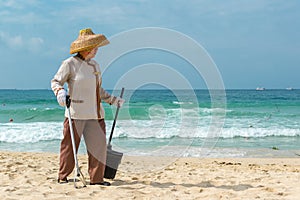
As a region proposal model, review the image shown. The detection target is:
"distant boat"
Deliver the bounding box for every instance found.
[286,87,293,91]
[256,87,265,91]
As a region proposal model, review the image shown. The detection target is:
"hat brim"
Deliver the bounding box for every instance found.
[70,34,109,54]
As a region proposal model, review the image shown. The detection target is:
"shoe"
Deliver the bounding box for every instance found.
[57,178,68,184]
[90,181,111,186]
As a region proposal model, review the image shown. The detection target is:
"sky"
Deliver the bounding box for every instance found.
[0,0,299,89]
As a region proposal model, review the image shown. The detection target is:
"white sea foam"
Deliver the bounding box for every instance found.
[111,120,300,139]
[0,119,299,144]
[0,122,62,143]
[0,120,299,157]
[172,101,194,105]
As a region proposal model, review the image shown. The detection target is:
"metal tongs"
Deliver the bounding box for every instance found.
[66,95,87,188]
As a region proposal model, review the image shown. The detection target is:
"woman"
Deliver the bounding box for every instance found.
[51,28,124,186]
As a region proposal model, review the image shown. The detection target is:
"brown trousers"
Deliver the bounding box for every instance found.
[58,118,107,183]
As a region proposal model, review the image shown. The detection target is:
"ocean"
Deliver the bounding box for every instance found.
[0,89,299,158]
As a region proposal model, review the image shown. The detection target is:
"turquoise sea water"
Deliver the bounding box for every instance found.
[0,89,299,157]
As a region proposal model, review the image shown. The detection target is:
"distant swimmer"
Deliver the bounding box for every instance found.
[9,118,13,122]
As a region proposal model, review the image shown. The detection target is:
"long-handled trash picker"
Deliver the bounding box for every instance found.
[104,88,125,179]
[66,95,87,188]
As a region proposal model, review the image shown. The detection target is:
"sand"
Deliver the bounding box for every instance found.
[0,151,299,200]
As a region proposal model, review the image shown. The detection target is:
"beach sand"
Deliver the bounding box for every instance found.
[0,151,299,200]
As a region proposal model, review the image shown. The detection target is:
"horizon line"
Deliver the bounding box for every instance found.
[0,88,298,91]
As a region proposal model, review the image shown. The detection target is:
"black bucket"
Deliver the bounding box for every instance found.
[104,148,123,179]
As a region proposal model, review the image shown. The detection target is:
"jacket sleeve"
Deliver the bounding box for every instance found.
[100,87,118,105]
[51,61,70,96]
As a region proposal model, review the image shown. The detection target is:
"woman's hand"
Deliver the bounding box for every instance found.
[57,89,67,107]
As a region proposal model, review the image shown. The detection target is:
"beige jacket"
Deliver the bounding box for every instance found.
[51,56,117,119]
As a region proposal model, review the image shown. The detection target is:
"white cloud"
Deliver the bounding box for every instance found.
[29,37,44,52]
[0,11,42,24]
[0,0,47,24]
[0,0,22,9]
[0,31,23,49]
[51,3,127,24]
[0,31,44,52]
[0,0,40,9]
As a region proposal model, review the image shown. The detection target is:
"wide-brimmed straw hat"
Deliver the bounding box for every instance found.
[70,28,109,54]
